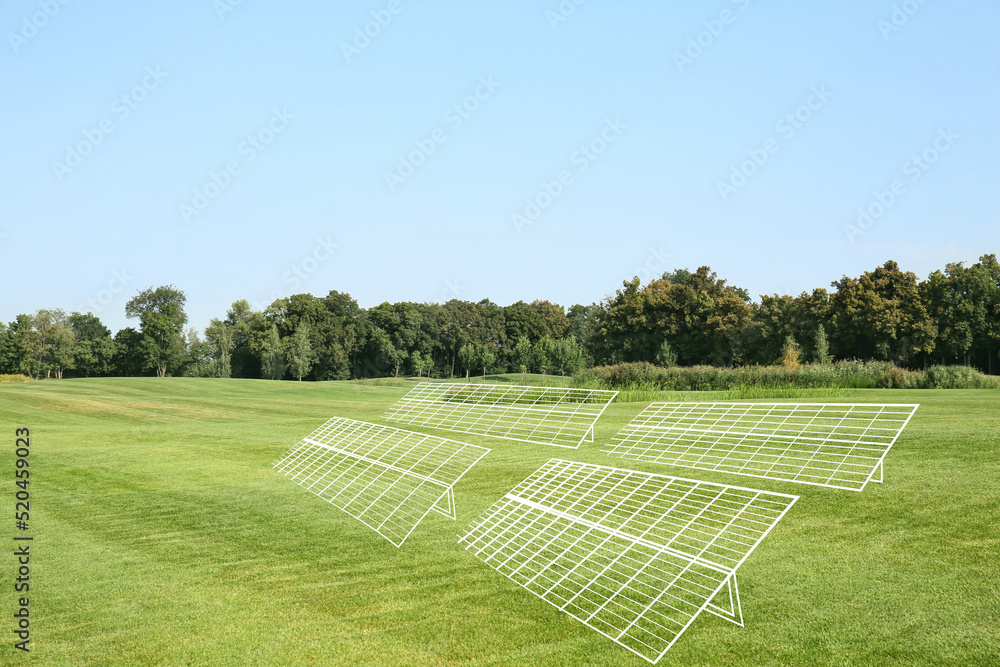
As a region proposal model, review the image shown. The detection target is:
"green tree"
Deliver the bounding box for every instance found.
[184,329,215,377]
[224,300,266,378]
[975,254,1000,373]
[553,336,585,376]
[0,322,10,374]
[458,344,477,379]
[830,261,935,365]
[511,337,533,373]
[112,327,157,376]
[439,300,481,377]
[30,309,76,379]
[261,324,285,380]
[10,315,40,377]
[0,316,38,376]
[368,302,425,378]
[266,292,361,381]
[323,291,368,379]
[813,324,831,364]
[411,351,432,378]
[530,300,570,339]
[288,323,315,381]
[205,319,233,378]
[921,256,1000,369]
[502,301,548,349]
[533,336,556,375]
[754,289,831,364]
[125,285,188,377]
[781,335,801,368]
[46,314,77,379]
[595,267,756,366]
[655,340,678,368]
[566,303,600,366]
[477,346,496,378]
[68,313,116,377]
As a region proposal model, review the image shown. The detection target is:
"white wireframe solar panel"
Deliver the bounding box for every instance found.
[383,383,619,448]
[603,403,919,492]
[273,417,490,547]
[458,459,798,663]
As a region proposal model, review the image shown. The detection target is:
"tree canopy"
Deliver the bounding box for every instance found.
[6,255,999,380]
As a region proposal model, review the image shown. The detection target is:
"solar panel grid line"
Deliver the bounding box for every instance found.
[301,436,449,491]
[609,480,703,564]
[490,516,691,660]
[301,449,361,496]
[329,460,404,516]
[274,417,489,547]
[632,407,910,447]
[500,463,607,575]
[751,407,819,481]
[357,446,430,518]
[481,396,532,439]
[611,553,713,646]
[683,491,762,576]
[360,481,440,547]
[468,477,584,574]
[313,434,429,501]
[603,403,918,491]
[783,408,854,485]
[570,481,715,626]
[297,460,445,545]
[508,536,680,656]
[586,546,681,633]
[304,450,360,497]
[399,383,609,416]
[513,475,778,573]
[521,475,666,594]
[841,407,896,484]
[524,405,576,443]
[385,383,618,448]
[701,574,742,626]
[660,485,727,562]
[548,460,788,564]
[318,467,419,544]
[781,405,885,486]
[458,459,797,663]
[557,530,647,618]
[373,477,439,534]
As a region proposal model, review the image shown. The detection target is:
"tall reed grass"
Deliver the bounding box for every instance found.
[572,360,1000,396]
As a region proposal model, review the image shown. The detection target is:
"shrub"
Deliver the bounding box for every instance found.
[572,361,998,392]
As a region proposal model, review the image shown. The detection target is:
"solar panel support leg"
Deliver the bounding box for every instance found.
[432,488,456,520]
[871,460,883,484]
[704,574,744,627]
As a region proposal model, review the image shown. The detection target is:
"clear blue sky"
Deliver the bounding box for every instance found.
[3,1,998,335]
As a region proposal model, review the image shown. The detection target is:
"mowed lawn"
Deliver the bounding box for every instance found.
[0,378,998,666]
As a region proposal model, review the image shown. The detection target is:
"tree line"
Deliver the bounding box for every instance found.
[2,255,998,381]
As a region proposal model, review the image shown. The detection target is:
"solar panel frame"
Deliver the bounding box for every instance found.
[383,382,619,448]
[458,459,798,663]
[603,402,919,491]
[274,417,490,547]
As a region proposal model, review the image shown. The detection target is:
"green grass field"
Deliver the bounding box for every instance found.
[1,378,998,665]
